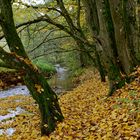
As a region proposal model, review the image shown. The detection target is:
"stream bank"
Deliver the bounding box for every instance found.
[0,64,74,98]
[0,64,75,136]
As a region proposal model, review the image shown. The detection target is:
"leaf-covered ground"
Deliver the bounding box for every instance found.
[0,68,140,140]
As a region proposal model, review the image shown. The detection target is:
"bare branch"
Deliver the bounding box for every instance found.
[76,0,81,29]
[56,0,79,32]
[31,47,94,60]
[28,29,67,53]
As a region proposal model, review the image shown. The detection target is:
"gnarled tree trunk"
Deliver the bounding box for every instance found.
[83,0,140,95]
[0,0,63,135]
[109,0,139,74]
[83,0,122,94]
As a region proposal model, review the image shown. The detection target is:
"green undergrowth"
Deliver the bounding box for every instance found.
[72,67,86,77]
[33,60,56,75]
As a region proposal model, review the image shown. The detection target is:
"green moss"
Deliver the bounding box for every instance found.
[33,61,56,74]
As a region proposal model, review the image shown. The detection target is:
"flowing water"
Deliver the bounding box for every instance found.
[0,64,73,136]
[0,64,73,99]
[49,64,74,94]
[0,86,29,98]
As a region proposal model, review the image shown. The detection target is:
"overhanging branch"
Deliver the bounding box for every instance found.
[28,35,71,53]
[0,60,13,69]
[31,47,94,60]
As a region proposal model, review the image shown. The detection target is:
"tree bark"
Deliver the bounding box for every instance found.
[82,0,106,82]
[108,0,138,74]
[0,0,63,135]
[95,0,123,95]
[135,1,140,58]
[84,0,139,95]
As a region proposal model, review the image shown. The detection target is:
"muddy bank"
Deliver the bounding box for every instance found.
[0,71,24,90]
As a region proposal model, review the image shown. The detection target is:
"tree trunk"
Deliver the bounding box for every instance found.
[0,0,64,135]
[76,39,106,81]
[82,0,99,36]
[83,0,139,95]
[79,51,87,67]
[135,1,140,59]
[95,0,123,95]
[82,0,107,82]
[94,48,106,82]
[24,71,64,135]
[108,0,138,74]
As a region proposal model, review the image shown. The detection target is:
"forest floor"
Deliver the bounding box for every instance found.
[0,67,140,140]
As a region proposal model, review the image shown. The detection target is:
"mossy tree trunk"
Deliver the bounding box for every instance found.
[24,71,63,135]
[76,39,106,81]
[135,1,140,58]
[101,0,123,95]
[0,0,63,136]
[82,0,106,82]
[94,48,106,82]
[108,0,139,74]
[83,0,140,95]
[101,0,140,95]
[83,0,121,87]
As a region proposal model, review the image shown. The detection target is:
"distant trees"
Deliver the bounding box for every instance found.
[82,0,140,95]
[0,0,63,136]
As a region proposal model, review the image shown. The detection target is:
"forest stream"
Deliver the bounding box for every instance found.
[0,64,73,98]
[49,64,74,93]
[0,64,74,136]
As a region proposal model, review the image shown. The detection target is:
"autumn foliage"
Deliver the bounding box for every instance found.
[0,67,140,139]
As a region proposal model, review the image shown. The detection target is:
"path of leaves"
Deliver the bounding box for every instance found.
[0,68,140,140]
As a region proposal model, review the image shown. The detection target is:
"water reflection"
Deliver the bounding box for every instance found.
[49,64,74,93]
